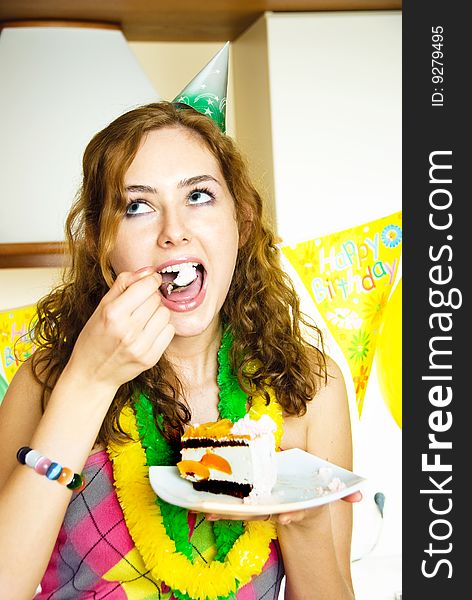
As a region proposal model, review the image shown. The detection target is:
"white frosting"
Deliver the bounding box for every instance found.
[230,414,276,437]
[317,467,334,485]
[173,263,197,286]
[243,435,277,502]
[327,477,346,492]
[314,474,347,496]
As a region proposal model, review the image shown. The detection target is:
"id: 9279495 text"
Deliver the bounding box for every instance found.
[431,26,444,108]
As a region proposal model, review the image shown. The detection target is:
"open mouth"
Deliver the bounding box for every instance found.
[157,260,206,311]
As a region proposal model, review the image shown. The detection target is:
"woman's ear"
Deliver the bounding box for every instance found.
[238,218,253,247]
[237,202,254,248]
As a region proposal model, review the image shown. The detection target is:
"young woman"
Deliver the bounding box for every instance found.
[0,102,358,599]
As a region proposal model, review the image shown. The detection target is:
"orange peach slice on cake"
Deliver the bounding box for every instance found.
[183,419,233,440]
[200,452,232,474]
[177,460,210,480]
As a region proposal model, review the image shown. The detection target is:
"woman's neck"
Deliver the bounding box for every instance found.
[165,321,222,389]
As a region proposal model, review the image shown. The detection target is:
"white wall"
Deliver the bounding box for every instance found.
[0,28,158,244]
[267,11,401,243]
[261,12,402,595]
[0,268,62,311]
[231,19,276,228]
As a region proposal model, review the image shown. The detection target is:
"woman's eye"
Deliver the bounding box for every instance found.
[126,201,153,216]
[187,189,214,205]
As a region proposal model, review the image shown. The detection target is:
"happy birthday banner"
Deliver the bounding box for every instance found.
[281,211,402,417]
[0,304,37,403]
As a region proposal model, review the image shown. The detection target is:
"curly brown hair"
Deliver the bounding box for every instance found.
[31,102,327,446]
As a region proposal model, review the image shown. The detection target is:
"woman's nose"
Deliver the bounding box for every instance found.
[157,206,190,247]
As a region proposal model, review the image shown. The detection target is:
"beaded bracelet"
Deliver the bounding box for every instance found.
[16,446,86,492]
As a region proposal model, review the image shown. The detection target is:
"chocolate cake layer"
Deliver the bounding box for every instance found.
[182,439,249,449]
[192,480,253,499]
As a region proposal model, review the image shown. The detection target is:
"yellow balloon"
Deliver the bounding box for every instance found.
[376,278,402,428]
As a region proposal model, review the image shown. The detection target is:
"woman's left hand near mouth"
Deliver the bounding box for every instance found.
[66,266,176,392]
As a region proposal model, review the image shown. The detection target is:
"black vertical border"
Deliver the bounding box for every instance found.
[403,1,467,597]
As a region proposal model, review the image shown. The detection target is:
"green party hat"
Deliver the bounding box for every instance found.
[172,42,229,133]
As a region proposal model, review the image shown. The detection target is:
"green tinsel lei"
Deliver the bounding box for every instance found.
[134,328,247,600]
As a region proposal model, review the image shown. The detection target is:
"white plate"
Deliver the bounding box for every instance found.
[149,448,366,517]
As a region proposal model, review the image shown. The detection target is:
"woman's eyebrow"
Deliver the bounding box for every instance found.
[178,175,221,188]
[125,175,221,195]
[125,184,157,194]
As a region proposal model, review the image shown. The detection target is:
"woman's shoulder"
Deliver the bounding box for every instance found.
[301,353,352,467]
[320,354,347,395]
[0,356,45,487]
[1,354,44,401]
[303,344,346,397]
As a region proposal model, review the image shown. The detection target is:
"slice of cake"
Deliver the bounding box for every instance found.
[177,414,277,501]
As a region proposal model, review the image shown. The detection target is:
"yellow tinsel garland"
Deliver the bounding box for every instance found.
[108,389,283,600]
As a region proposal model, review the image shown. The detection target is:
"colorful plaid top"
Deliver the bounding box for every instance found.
[36,451,284,599]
